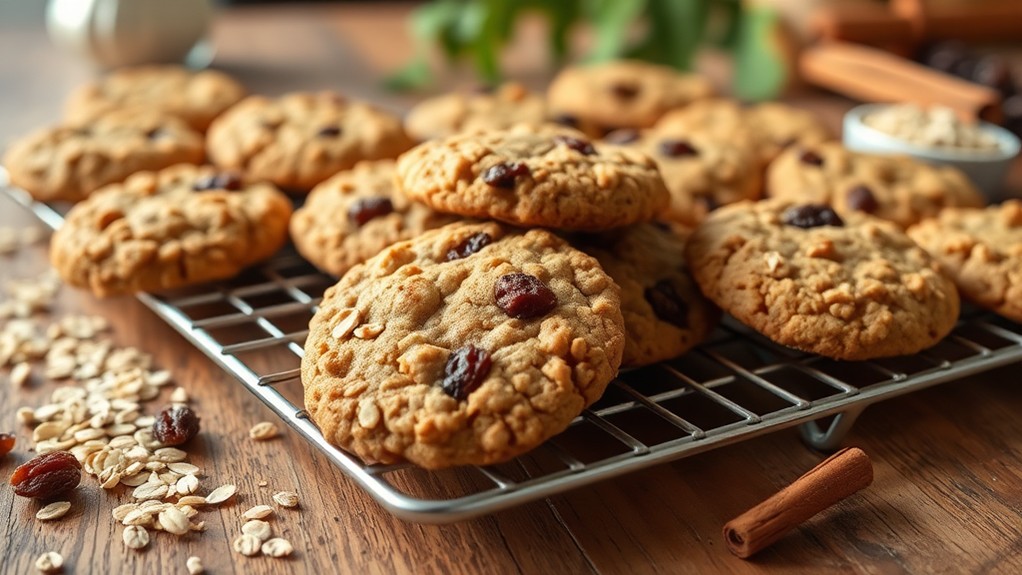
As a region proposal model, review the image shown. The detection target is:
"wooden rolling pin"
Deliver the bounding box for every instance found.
[799,41,1003,123]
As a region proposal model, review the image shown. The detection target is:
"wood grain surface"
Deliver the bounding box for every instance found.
[1,3,1021,574]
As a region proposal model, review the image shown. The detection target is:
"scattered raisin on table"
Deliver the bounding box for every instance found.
[494,273,558,319]
[0,432,14,458]
[153,406,201,446]
[441,345,493,400]
[10,451,82,499]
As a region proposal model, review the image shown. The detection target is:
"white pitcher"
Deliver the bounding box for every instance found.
[46,0,213,69]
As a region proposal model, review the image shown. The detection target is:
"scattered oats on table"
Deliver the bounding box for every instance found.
[186,556,204,575]
[242,519,272,541]
[205,483,237,505]
[272,490,300,508]
[122,525,150,550]
[34,551,63,573]
[249,421,279,441]
[233,533,262,557]
[35,501,71,521]
[243,504,274,520]
[262,537,294,558]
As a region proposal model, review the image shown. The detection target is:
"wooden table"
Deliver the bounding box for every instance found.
[2,3,1022,574]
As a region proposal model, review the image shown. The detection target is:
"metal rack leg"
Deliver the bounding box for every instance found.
[798,406,867,452]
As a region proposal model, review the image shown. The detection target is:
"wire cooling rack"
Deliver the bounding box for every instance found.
[8,184,1022,523]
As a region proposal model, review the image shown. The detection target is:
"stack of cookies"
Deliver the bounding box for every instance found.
[4,59,1014,470]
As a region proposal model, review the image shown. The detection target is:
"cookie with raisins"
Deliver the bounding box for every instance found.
[302,221,624,468]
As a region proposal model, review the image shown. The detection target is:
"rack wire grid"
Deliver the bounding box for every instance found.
[8,184,1022,523]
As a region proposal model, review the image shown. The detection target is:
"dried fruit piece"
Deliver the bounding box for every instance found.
[10,451,82,499]
[193,172,243,192]
[658,139,698,158]
[553,135,596,156]
[347,197,394,227]
[152,406,200,446]
[494,273,558,319]
[482,162,529,189]
[799,149,824,166]
[645,281,690,329]
[782,204,845,229]
[441,345,492,400]
[317,125,342,137]
[0,432,14,458]
[552,114,579,128]
[446,232,492,261]
[610,82,639,99]
[847,185,879,214]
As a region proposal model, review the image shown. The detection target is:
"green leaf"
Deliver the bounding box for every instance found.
[384,58,434,92]
[635,0,710,70]
[733,5,787,101]
[586,0,648,62]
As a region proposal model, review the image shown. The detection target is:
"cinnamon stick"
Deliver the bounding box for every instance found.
[799,42,1003,123]
[892,0,1022,43]
[722,447,873,559]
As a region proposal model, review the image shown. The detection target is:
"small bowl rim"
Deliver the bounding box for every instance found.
[844,103,1021,163]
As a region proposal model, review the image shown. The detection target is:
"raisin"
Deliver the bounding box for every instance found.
[659,139,698,158]
[347,197,394,227]
[645,281,690,328]
[193,171,243,192]
[0,432,14,458]
[482,162,529,189]
[552,114,579,128]
[317,125,342,137]
[441,345,492,400]
[9,451,82,499]
[799,149,824,166]
[604,129,640,145]
[494,273,557,319]
[847,185,879,214]
[152,406,200,446]
[553,135,596,156]
[610,83,639,99]
[701,195,720,213]
[145,127,168,140]
[446,232,492,261]
[782,204,844,229]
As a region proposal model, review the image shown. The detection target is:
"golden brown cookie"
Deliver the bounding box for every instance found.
[51,164,292,297]
[395,124,669,230]
[766,142,984,229]
[572,224,718,366]
[546,60,714,138]
[685,199,960,360]
[404,82,546,141]
[63,65,247,133]
[290,160,458,277]
[206,91,414,192]
[908,201,1022,323]
[302,221,625,468]
[3,110,205,203]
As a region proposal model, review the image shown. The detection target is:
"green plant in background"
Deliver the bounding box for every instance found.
[387,0,787,100]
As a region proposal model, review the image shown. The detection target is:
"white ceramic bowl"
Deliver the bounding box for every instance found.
[843,103,1020,200]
